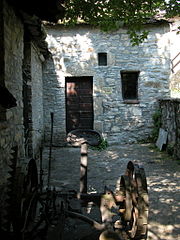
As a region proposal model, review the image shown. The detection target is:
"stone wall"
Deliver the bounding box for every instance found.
[0,0,25,185]
[0,0,4,86]
[0,2,45,164]
[43,23,171,145]
[0,0,45,228]
[43,56,66,146]
[159,98,180,159]
[23,40,45,158]
[0,0,25,229]
[31,43,44,157]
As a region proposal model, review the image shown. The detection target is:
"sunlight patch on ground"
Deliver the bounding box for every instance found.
[106,150,119,160]
[158,197,174,204]
[148,180,178,192]
[148,221,180,240]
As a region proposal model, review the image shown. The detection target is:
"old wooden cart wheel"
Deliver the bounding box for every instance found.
[119,175,133,223]
[21,159,39,238]
[134,166,149,240]
[6,158,38,239]
[119,174,138,239]
[120,161,149,239]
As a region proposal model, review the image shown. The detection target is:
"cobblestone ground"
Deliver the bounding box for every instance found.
[42,143,180,240]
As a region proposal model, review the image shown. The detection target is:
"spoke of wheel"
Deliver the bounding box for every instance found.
[119,175,133,222]
[134,165,149,240]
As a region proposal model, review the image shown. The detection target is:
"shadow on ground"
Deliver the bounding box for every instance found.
[42,143,180,240]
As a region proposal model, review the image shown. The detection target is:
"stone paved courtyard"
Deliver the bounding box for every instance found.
[42,143,180,240]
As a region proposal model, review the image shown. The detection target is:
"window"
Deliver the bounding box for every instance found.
[121,71,140,103]
[98,53,107,66]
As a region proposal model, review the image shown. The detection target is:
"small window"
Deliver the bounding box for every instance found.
[121,71,139,102]
[98,53,107,66]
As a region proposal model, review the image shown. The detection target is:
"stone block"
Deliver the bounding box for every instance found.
[94,121,103,133]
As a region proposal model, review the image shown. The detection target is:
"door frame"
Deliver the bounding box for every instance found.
[65,76,94,133]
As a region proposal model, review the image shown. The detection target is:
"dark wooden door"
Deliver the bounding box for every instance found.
[65,77,93,133]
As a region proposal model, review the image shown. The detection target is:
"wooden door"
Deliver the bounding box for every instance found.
[65,77,93,133]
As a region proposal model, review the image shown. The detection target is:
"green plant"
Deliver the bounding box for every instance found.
[166,143,175,156]
[150,109,162,142]
[64,0,180,45]
[91,138,109,151]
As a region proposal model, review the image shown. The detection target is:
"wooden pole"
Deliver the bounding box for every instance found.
[80,142,88,193]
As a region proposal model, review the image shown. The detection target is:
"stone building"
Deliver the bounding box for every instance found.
[0,0,179,233]
[0,0,64,231]
[43,22,173,145]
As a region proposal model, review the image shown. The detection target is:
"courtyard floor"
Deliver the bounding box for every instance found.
[42,143,180,240]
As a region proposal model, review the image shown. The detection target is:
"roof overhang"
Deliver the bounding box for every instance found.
[7,0,65,23]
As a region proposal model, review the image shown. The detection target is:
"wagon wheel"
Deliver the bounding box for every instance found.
[119,175,134,223]
[124,162,149,239]
[119,171,139,239]
[10,167,26,235]
[7,160,38,237]
[21,159,39,237]
[134,166,149,240]
[120,175,138,238]
[119,161,148,239]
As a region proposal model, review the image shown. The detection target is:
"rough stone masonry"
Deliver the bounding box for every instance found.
[43,23,171,146]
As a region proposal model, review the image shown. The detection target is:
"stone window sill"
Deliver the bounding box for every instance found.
[123,100,140,104]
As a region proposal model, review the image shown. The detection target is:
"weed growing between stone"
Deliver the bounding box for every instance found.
[90,138,109,151]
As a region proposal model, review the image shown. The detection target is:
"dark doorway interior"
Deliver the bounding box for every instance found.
[121,71,139,100]
[65,76,94,133]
